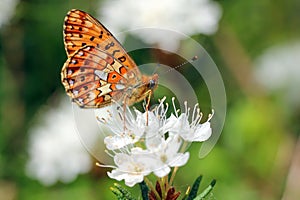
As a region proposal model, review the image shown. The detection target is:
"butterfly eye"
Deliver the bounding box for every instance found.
[148,79,156,89]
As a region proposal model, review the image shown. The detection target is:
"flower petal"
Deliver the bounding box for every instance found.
[193,122,212,142]
[168,152,190,167]
[153,164,171,177]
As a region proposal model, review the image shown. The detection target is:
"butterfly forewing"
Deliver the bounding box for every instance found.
[64,9,139,75]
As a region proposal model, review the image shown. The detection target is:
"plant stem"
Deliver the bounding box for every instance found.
[169,166,179,186]
[144,177,161,200]
[169,141,189,186]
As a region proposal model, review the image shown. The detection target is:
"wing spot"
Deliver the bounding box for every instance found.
[116,84,126,90]
[78,51,84,56]
[118,56,126,63]
[71,59,77,64]
[80,68,85,72]
[104,95,111,101]
[105,42,114,50]
[79,34,83,38]
[83,86,88,90]
[95,70,108,81]
[112,50,120,56]
[99,31,103,39]
[82,42,86,46]
[78,27,83,31]
[90,36,95,41]
[68,69,73,75]
[80,76,85,81]
[73,90,79,96]
[69,79,74,86]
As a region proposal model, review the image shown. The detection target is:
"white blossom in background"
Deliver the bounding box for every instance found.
[98,97,212,187]
[0,0,19,28]
[254,41,300,107]
[98,0,222,51]
[26,96,93,186]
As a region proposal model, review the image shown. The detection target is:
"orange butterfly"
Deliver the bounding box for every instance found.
[61,9,158,108]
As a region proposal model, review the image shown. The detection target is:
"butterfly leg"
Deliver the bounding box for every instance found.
[122,93,130,134]
[144,90,152,126]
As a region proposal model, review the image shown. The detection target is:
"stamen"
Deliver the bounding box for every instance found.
[105,149,115,158]
[184,101,189,118]
[196,112,203,125]
[96,162,117,169]
[172,97,179,117]
[191,103,199,122]
[207,109,215,121]
[187,107,191,118]
[162,103,169,118]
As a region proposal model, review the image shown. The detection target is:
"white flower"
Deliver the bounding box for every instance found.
[107,148,156,187]
[99,97,175,150]
[0,0,18,28]
[99,106,147,150]
[254,41,300,107]
[168,100,213,142]
[98,0,222,51]
[26,96,93,186]
[150,135,190,177]
[98,97,213,186]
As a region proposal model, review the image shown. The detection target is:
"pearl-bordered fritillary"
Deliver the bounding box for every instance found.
[61,9,158,108]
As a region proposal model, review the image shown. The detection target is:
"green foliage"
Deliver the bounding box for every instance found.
[139,181,149,200]
[111,183,137,200]
[194,179,216,200]
[186,175,203,200]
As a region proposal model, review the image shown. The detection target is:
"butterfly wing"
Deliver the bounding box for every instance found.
[62,9,159,108]
[63,9,140,76]
[61,45,138,108]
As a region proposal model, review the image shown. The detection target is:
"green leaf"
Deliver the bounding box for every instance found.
[110,186,123,200]
[186,175,203,200]
[111,183,137,200]
[194,179,216,200]
[139,181,149,200]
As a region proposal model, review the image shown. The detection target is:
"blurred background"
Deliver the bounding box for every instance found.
[1,0,300,199]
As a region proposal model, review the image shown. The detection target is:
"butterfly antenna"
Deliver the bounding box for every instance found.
[152,63,161,75]
[162,55,198,75]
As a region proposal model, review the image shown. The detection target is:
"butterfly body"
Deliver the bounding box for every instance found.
[61,9,158,108]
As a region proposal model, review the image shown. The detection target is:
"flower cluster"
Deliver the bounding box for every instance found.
[97,97,213,187]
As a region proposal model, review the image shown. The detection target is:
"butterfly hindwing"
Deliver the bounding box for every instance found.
[61,46,131,108]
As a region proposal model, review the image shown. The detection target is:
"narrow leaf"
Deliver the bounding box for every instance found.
[194,179,216,200]
[139,181,149,200]
[112,183,137,200]
[186,175,203,200]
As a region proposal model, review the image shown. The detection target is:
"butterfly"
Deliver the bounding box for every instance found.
[61,9,158,108]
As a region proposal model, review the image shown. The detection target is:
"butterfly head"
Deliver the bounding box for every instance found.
[147,73,159,91]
